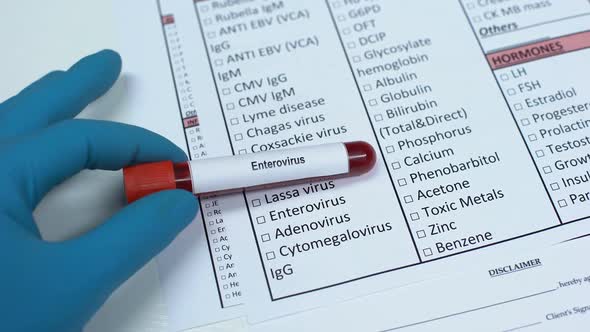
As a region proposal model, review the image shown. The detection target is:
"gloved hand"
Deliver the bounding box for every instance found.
[0,50,199,332]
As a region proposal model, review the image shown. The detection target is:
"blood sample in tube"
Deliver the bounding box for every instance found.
[124,141,376,203]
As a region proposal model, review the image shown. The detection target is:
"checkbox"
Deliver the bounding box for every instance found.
[374,114,383,122]
[398,178,407,186]
[347,42,356,49]
[222,88,231,95]
[528,134,537,142]
[223,284,228,289]
[215,247,220,252]
[213,238,218,243]
[205,203,211,208]
[211,229,216,234]
[209,221,214,226]
[550,182,560,191]
[201,5,210,12]
[337,15,346,22]
[404,195,414,203]
[514,103,523,111]
[252,199,262,207]
[542,166,552,174]
[225,294,230,299]
[521,118,530,126]
[410,212,420,221]
[332,1,341,8]
[558,199,568,208]
[416,230,426,238]
[226,103,235,110]
[473,16,481,23]
[343,28,351,35]
[386,145,395,153]
[217,256,222,261]
[230,118,239,125]
[368,99,377,106]
[234,133,243,141]
[261,233,271,242]
[391,161,401,170]
[363,84,372,91]
[352,56,361,63]
[535,149,545,158]
[203,18,212,25]
[507,88,516,96]
[238,149,247,154]
[499,73,509,81]
[221,275,226,280]
[423,248,433,256]
[219,265,224,270]
[466,2,475,9]
[207,31,216,38]
[266,251,276,260]
[207,212,212,217]
[214,59,223,66]
[256,216,266,224]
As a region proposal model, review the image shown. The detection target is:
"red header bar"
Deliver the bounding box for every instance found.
[183,116,200,128]
[487,31,590,70]
[162,15,175,25]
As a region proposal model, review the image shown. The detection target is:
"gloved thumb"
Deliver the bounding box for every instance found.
[64,189,198,297]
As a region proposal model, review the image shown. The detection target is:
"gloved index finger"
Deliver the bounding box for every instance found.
[0,50,122,140]
[6,119,187,208]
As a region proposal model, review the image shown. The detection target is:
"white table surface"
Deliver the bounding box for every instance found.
[0,2,244,331]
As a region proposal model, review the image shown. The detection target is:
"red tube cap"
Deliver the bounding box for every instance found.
[123,161,176,203]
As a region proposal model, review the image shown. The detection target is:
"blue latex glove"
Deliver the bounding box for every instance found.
[0,50,199,332]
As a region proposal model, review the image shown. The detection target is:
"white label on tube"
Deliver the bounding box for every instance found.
[189,143,350,194]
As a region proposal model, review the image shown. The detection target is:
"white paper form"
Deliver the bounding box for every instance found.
[251,229,590,332]
[116,0,590,329]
